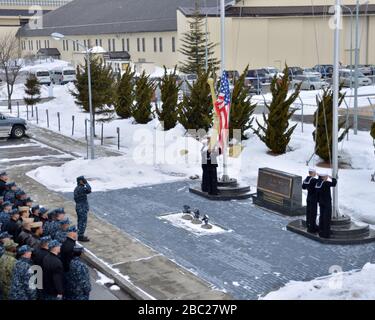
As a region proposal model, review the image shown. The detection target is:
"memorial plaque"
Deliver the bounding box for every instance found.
[252,168,305,216]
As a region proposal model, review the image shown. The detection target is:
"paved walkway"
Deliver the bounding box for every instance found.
[63,181,375,300]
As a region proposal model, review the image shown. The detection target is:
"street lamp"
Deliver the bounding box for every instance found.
[341,6,353,91]
[354,0,369,135]
[51,32,95,160]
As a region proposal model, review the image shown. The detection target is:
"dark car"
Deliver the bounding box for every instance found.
[288,67,303,80]
[245,69,268,94]
[0,113,28,138]
[313,64,334,79]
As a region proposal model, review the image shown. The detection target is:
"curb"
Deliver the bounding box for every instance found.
[82,247,154,301]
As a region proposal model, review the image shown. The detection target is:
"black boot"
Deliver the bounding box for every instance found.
[78,236,90,242]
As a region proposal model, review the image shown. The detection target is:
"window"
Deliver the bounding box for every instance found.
[84,40,87,48]
[137,38,140,52]
[39,40,41,49]
[99,39,102,47]
[95,39,98,46]
[127,38,130,51]
[88,39,91,48]
[31,41,33,51]
[47,40,50,48]
[108,39,111,52]
[172,37,176,52]
[63,40,66,51]
[112,39,116,52]
[159,37,163,52]
[142,38,145,52]
[122,38,125,51]
[153,37,157,52]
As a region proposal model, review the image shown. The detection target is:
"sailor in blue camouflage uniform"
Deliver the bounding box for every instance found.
[0,201,12,227]
[74,176,91,242]
[8,245,37,300]
[0,172,9,198]
[0,245,4,300]
[43,208,66,239]
[55,218,70,243]
[3,182,17,203]
[64,245,91,300]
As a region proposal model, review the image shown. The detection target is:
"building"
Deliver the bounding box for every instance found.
[18,0,375,73]
[0,0,71,36]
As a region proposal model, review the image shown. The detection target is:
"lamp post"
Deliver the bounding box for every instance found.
[51,32,95,160]
[341,5,353,91]
[354,0,369,135]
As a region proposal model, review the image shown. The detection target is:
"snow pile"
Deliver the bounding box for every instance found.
[159,213,228,236]
[20,59,71,73]
[0,83,50,100]
[95,270,114,286]
[262,263,375,300]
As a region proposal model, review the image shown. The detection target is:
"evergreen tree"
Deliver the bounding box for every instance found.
[254,66,300,154]
[313,86,349,162]
[371,122,375,140]
[178,68,212,132]
[115,67,135,119]
[24,73,41,107]
[179,0,219,75]
[156,66,181,130]
[132,71,155,124]
[71,56,116,125]
[229,66,257,140]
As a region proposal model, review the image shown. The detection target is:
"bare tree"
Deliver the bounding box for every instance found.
[0,33,23,110]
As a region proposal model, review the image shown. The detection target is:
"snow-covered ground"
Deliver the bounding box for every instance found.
[262,263,375,300]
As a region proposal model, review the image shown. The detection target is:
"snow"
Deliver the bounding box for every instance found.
[262,263,375,300]
[158,212,228,236]
[110,285,121,291]
[95,270,115,286]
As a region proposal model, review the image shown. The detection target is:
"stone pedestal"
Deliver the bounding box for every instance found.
[287,215,375,245]
[189,178,252,201]
[252,168,305,216]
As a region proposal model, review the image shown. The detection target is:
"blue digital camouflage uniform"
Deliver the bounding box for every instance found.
[54,230,67,244]
[3,190,16,203]
[0,211,10,226]
[64,257,91,300]
[74,182,91,237]
[43,220,60,239]
[8,257,37,300]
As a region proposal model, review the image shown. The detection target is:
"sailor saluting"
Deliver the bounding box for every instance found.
[302,168,318,233]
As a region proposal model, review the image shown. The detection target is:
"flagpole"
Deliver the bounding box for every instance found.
[332,0,341,219]
[220,0,229,182]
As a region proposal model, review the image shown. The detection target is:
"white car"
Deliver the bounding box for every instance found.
[263,67,284,80]
[303,68,322,78]
[291,75,329,91]
[51,67,77,85]
[28,69,51,85]
[339,69,372,87]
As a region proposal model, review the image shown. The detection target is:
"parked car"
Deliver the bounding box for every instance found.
[28,69,51,85]
[178,74,198,95]
[288,67,303,80]
[313,64,333,78]
[226,70,240,84]
[302,68,322,78]
[245,69,269,94]
[50,66,77,85]
[339,69,372,87]
[345,64,373,77]
[0,113,28,138]
[291,75,329,91]
[262,67,283,81]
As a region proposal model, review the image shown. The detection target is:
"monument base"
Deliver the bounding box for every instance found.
[252,194,305,217]
[189,178,252,201]
[287,216,375,245]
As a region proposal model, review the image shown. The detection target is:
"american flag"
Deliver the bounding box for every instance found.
[214,71,231,147]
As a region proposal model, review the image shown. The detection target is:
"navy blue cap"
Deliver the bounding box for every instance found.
[15,190,26,197]
[48,240,62,250]
[9,209,19,216]
[0,232,12,240]
[25,198,33,203]
[6,182,16,187]
[66,225,77,233]
[31,205,40,211]
[40,236,51,244]
[59,218,70,225]
[39,207,48,215]
[17,245,33,255]
[2,201,12,207]
[0,172,7,177]
[73,245,84,254]
[55,208,65,215]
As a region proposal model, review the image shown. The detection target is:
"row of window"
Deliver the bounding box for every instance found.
[23,36,176,54]
[22,40,49,51]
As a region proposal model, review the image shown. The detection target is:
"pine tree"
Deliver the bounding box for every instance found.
[179,0,219,75]
[254,66,300,154]
[24,73,41,107]
[371,122,375,140]
[132,71,155,124]
[313,86,349,162]
[156,66,181,130]
[71,56,116,124]
[229,66,257,140]
[178,68,212,132]
[115,67,135,119]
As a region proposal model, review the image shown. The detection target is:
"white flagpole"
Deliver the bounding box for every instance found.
[332,0,341,219]
[220,0,229,182]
